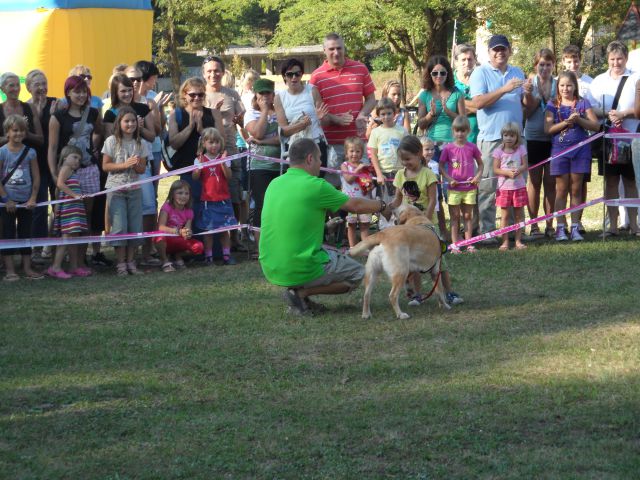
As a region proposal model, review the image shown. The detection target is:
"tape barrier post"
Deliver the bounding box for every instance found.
[452,197,605,249]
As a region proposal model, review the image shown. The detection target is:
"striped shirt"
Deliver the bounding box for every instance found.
[309,59,376,144]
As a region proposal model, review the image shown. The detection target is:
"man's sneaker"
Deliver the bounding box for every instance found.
[555,225,568,242]
[446,291,464,305]
[570,225,584,242]
[408,294,423,307]
[91,252,113,267]
[283,288,311,316]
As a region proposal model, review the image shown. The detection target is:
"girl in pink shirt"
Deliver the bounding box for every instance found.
[154,180,203,272]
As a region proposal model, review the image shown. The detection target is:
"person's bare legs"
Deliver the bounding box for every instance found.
[605,174,621,234]
[542,163,556,232]
[527,165,543,232]
[622,176,639,233]
[347,223,358,248]
[554,174,570,228]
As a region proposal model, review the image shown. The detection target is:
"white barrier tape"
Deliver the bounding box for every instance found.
[0,223,258,251]
[604,132,640,139]
[0,152,245,209]
[451,196,605,249]
[604,198,640,207]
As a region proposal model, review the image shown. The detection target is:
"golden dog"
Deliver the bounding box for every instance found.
[349,205,450,319]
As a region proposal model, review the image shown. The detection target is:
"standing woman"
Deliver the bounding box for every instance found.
[0,72,43,149]
[168,77,222,230]
[453,44,479,143]
[25,69,57,252]
[586,41,640,236]
[417,56,465,142]
[524,48,557,237]
[274,59,328,164]
[48,75,103,272]
[245,78,281,258]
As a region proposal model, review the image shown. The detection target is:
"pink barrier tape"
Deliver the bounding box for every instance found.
[0,223,258,251]
[605,132,640,139]
[604,198,640,207]
[0,152,246,209]
[451,196,605,249]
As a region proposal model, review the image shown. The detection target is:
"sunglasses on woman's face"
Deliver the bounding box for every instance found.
[80,74,92,81]
[430,70,447,77]
[285,71,303,78]
[186,92,205,99]
[129,77,143,83]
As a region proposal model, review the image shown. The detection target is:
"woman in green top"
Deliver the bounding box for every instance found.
[245,78,281,257]
[417,55,465,143]
[453,44,479,143]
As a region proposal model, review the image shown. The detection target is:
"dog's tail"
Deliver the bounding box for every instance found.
[348,232,383,257]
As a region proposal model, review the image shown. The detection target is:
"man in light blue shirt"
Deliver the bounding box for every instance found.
[470,34,533,237]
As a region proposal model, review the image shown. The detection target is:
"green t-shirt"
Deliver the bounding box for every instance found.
[259,168,349,286]
[418,89,463,143]
[393,167,438,224]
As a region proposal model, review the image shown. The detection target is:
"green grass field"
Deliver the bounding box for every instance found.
[2,166,640,478]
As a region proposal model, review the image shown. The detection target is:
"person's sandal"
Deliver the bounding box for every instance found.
[173,259,186,270]
[162,262,175,273]
[116,263,129,277]
[126,262,144,275]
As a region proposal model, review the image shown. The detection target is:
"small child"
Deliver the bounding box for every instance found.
[492,123,529,251]
[0,114,42,281]
[193,127,237,265]
[154,180,204,272]
[340,137,373,248]
[102,106,149,276]
[420,137,449,239]
[390,136,463,306]
[48,145,90,278]
[368,97,408,228]
[439,115,483,253]
[367,80,411,136]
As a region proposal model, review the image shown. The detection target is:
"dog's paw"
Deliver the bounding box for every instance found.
[397,312,410,320]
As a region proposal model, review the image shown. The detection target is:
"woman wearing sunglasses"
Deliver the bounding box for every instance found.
[417,55,465,142]
[167,77,222,231]
[274,59,329,164]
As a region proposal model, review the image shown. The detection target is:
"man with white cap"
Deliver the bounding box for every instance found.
[470,34,533,239]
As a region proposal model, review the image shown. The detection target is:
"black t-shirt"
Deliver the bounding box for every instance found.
[103,102,151,124]
[171,107,217,170]
[53,107,100,165]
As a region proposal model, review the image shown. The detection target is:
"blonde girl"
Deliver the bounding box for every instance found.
[492,122,528,250]
[192,127,237,265]
[340,136,372,247]
[102,106,149,276]
[48,145,90,278]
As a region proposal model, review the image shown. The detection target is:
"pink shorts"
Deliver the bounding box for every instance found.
[496,187,528,208]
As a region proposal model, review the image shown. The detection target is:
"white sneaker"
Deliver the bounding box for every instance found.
[555,225,568,242]
[570,226,584,241]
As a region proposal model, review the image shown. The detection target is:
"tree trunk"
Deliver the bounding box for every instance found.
[167,13,182,93]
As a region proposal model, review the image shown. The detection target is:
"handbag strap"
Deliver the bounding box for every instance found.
[1,147,30,186]
[72,106,91,140]
[610,75,628,112]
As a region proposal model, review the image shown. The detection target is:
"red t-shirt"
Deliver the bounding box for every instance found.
[199,155,230,201]
[309,59,375,144]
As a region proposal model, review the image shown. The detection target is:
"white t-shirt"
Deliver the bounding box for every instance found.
[585,69,639,132]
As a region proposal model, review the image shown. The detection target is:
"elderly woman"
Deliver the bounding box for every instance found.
[0,72,43,150]
[586,40,640,236]
[25,70,57,249]
[453,44,479,143]
[168,77,222,231]
[245,78,281,258]
[417,55,465,143]
[274,58,328,163]
[525,48,557,238]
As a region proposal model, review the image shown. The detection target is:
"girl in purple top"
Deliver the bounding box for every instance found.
[439,116,483,252]
[544,72,599,242]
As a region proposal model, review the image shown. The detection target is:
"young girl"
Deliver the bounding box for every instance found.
[492,123,529,251]
[193,127,237,265]
[544,71,600,242]
[0,114,42,281]
[102,106,149,276]
[48,145,90,278]
[340,137,373,247]
[421,137,448,239]
[154,180,204,272]
[390,135,463,306]
[439,115,483,253]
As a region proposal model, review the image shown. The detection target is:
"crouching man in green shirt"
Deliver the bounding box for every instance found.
[259,138,389,316]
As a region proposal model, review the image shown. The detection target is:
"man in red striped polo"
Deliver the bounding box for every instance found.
[310,33,376,181]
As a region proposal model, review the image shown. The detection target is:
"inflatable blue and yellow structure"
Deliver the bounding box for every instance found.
[0,0,153,98]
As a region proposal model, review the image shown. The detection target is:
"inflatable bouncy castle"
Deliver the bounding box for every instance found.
[0,0,153,98]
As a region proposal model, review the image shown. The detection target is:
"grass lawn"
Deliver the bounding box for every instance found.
[2,167,640,479]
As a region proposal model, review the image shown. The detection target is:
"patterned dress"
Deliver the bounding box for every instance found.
[54,173,88,235]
